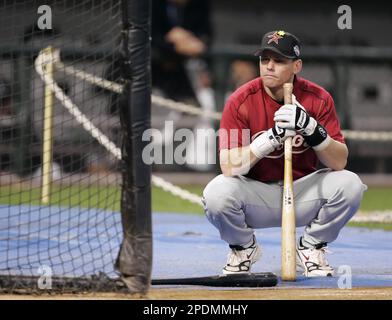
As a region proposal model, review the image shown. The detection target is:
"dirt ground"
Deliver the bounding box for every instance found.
[1,287,392,300]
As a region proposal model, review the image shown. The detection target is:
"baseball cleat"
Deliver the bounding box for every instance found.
[222,236,262,275]
[296,237,334,277]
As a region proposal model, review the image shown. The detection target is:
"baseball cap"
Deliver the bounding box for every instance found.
[254,30,301,59]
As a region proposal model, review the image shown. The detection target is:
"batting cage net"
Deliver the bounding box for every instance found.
[0,0,136,293]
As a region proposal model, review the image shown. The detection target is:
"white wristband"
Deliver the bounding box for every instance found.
[312,134,332,151]
[249,131,275,159]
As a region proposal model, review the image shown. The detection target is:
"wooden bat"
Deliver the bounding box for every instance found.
[281,83,296,281]
[152,272,278,287]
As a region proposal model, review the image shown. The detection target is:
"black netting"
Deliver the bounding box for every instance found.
[0,0,127,293]
[0,273,129,295]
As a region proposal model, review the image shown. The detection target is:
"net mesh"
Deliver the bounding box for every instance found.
[0,0,126,292]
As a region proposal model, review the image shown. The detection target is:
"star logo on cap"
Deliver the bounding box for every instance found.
[267,31,284,45]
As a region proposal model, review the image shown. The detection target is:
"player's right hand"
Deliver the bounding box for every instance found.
[273,95,317,136]
[267,124,295,149]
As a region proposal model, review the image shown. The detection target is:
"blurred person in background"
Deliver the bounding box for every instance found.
[151,0,213,104]
[226,60,258,100]
[152,0,216,171]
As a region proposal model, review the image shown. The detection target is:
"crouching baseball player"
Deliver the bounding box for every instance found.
[202,30,367,277]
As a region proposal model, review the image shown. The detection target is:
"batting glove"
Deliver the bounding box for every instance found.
[250,124,295,159]
[273,96,316,135]
[273,96,331,150]
[267,124,296,149]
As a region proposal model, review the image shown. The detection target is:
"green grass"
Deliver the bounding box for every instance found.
[156,185,392,214]
[0,184,204,214]
[0,185,391,231]
[359,187,392,212]
[152,185,204,214]
[347,186,392,230]
[0,185,121,211]
[348,222,392,231]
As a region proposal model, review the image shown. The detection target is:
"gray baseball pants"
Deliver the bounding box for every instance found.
[202,169,367,247]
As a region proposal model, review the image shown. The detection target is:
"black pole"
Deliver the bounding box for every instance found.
[115,0,152,294]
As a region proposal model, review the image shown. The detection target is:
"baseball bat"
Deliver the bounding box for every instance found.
[151,272,278,287]
[281,83,296,281]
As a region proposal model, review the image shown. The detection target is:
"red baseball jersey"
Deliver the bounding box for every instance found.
[219,76,345,182]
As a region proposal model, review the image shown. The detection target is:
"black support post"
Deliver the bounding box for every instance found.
[116,0,152,294]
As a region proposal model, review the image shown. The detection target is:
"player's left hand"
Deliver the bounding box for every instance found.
[273,96,317,136]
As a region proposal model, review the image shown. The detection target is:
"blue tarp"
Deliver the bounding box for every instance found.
[1,205,391,288]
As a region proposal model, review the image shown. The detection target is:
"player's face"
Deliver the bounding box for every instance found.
[259,51,301,89]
